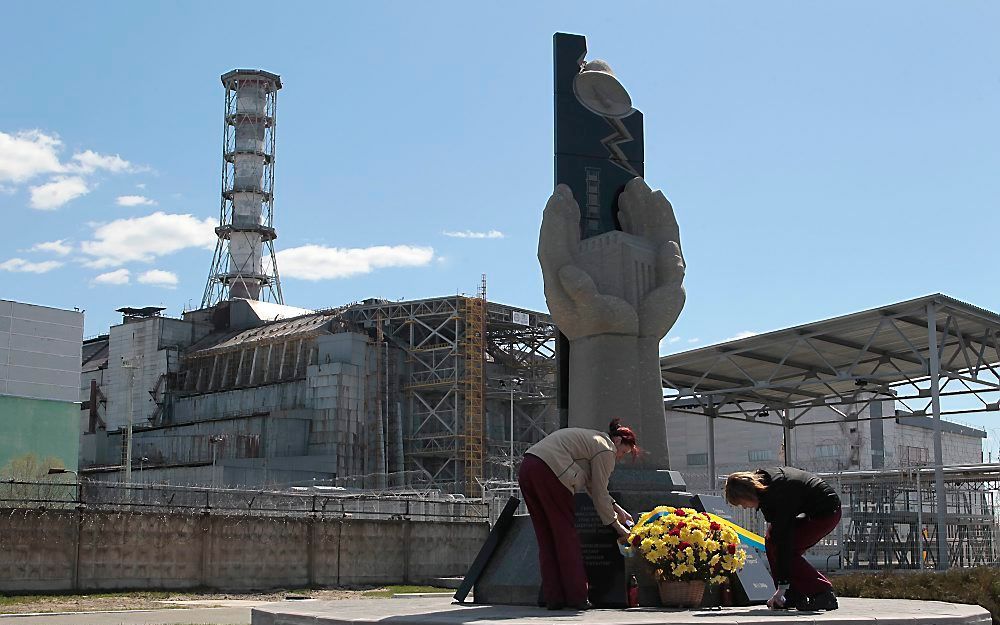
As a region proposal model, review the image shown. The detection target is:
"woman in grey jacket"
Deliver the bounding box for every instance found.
[518,418,638,610]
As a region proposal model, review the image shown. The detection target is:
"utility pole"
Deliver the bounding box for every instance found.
[121,356,139,485]
[501,377,522,484]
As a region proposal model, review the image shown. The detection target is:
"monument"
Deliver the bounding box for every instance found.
[547,32,683,470]
[466,33,772,609]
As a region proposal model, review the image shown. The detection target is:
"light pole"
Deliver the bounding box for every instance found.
[209,435,225,488]
[499,377,522,484]
[48,467,80,504]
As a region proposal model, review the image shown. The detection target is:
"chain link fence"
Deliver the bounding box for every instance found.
[0,478,488,522]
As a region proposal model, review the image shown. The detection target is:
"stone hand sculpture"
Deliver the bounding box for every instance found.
[538,177,685,468]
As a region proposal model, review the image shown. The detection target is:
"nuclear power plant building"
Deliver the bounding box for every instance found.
[80,296,557,495]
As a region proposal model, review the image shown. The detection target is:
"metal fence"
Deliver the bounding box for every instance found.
[826,467,1000,570]
[0,478,489,522]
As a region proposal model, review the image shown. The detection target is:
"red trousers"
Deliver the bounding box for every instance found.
[518,453,588,606]
[765,507,842,596]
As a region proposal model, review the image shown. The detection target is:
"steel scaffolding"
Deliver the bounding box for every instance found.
[340,296,557,496]
[829,466,1000,570]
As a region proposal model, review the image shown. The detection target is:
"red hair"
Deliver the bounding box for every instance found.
[608,418,640,459]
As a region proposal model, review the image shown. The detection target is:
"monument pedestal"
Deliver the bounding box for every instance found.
[467,469,773,608]
[471,470,697,607]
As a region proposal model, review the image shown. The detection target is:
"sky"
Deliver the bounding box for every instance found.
[3,3,1000,444]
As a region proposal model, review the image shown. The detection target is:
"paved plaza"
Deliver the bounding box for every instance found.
[252,596,990,625]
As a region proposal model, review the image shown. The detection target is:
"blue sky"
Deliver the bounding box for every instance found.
[3,3,1000,443]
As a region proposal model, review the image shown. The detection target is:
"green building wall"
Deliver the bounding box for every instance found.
[0,395,79,476]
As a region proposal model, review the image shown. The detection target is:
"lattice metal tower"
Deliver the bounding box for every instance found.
[202,69,284,307]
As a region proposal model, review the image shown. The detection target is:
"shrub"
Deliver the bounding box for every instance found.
[833,569,1000,624]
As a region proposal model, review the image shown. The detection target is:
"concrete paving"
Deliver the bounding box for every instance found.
[0,606,255,625]
[252,596,991,625]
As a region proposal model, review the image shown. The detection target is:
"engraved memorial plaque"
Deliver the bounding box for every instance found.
[574,492,627,607]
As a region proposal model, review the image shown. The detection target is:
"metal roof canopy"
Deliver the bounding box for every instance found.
[660,293,1000,571]
[661,293,1000,423]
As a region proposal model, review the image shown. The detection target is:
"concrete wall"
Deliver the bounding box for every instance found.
[0,299,83,403]
[0,508,487,592]
[0,299,82,476]
[131,332,372,486]
[105,317,196,430]
[172,382,309,423]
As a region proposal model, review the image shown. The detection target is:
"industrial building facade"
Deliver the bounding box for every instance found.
[666,398,986,493]
[1,299,83,476]
[79,295,557,495]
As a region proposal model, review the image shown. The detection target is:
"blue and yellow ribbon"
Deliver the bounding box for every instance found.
[617,509,765,557]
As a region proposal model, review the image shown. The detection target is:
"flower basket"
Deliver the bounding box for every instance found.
[657,579,705,608]
[626,506,747,607]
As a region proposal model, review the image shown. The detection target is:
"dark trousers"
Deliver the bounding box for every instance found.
[518,454,588,606]
[765,507,842,596]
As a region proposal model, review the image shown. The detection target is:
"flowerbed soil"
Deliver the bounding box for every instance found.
[834,568,1000,624]
[0,586,448,614]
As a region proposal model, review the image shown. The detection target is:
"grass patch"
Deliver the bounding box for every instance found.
[833,569,1000,623]
[361,585,452,598]
[0,591,174,606]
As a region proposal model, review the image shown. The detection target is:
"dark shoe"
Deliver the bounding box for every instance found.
[784,589,810,610]
[809,590,839,611]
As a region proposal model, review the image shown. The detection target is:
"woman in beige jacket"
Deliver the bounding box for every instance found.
[518,418,638,610]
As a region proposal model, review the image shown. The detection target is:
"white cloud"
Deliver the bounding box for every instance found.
[722,330,759,342]
[0,130,143,210]
[0,130,63,183]
[81,211,217,268]
[667,336,681,344]
[0,258,63,273]
[92,269,130,285]
[68,150,133,174]
[31,240,72,256]
[687,338,700,344]
[136,183,146,189]
[442,229,505,239]
[137,269,178,288]
[116,194,156,206]
[29,176,89,209]
[277,244,435,280]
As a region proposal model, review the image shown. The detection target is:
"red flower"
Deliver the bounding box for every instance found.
[674,509,687,517]
[678,541,692,551]
[710,522,721,531]
[676,520,686,529]
[631,535,643,548]
[668,528,681,537]
[727,544,737,554]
